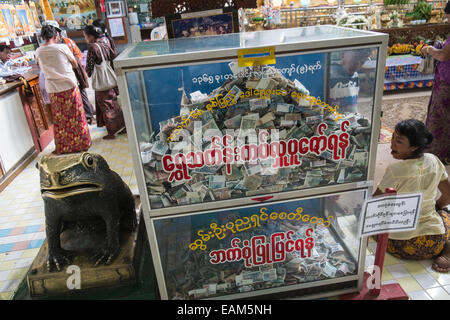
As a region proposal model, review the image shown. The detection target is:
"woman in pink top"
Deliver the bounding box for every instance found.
[35,25,91,154]
[421,2,450,164]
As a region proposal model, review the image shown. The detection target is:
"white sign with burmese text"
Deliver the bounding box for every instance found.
[359,193,422,237]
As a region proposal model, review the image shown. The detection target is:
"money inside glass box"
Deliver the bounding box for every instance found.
[140,62,372,209]
[154,192,363,299]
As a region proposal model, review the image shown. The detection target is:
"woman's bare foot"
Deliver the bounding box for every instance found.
[102,134,115,140]
[432,240,450,273]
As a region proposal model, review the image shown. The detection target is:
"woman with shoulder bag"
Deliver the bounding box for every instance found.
[84,25,125,140]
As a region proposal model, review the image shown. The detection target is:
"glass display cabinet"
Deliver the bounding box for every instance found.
[114,25,388,299]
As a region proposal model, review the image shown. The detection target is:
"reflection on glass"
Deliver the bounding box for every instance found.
[126,48,377,210]
[124,26,375,59]
[153,190,365,299]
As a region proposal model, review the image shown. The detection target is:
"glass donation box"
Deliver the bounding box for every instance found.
[114,26,388,300]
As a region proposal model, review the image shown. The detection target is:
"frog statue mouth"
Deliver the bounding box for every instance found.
[41,182,103,199]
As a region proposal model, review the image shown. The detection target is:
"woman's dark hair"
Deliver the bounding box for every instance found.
[41,25,58,41]
[445,2,450,14]
[92,19,115,49]
[395,119,433,157]
[93,19,106,34]
[84,24,102,39]
[0,44,10,53]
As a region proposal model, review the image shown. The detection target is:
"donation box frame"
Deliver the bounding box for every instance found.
[114,26,388,300]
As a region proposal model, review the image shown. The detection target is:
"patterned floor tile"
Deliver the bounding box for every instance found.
[403,261,427,275]
[413,273,441,289]
[0,279,21,293]
[6,267,28,280]
[426,287,450,300]
[383,253,400,266]
[408,290,432,300]
[381,268,393,281]
[20,248,40,259]
[443,285,450,295]
[0,244,15,254]
[430,273,450,286]
[386,264,411,279]
[0,270,11,281]
[0,292,13,300]
[0,261,16,271]
[3,250,24,261]
[396,277,422,293]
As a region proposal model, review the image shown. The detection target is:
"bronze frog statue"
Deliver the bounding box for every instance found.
[37,152,137,272]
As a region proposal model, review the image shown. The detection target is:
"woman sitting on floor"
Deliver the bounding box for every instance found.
[374,119,450,273]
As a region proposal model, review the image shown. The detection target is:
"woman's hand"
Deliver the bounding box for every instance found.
[421,45,431,55]
[437,179,450,210]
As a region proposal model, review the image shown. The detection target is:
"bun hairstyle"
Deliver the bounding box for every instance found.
[41,25,59,41]
[0,44,10,53]
[84,24,102,39]
[93,19,106,35]
[395,119,433,157]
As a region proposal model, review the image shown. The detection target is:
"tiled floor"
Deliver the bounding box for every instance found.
[0,96,450,300]
[0,125,138,300]
[363,238,450,300]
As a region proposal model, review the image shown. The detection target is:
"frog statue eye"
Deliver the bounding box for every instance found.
[83,153,95,169]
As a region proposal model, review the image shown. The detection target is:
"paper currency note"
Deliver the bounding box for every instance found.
[256,78,277,90]
[209,175,226,189]
[240,114,258,132]
[151,140,169,156]
[280,119,297,127]
[285,113,302,121]
[305,115,323,125]
[353,151,368,167]
[276,103,293,113]
[249,98,269,111]
[212,188,232,200]
[224,114,242,129]
[258,112,276,125]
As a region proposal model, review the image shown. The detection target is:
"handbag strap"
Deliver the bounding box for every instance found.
[94,43,106,64]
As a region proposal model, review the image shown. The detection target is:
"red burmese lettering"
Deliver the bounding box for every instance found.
[317,123,327,135]
[287,139,298,156]
[204,148,223,166]
[295,239,306,258]
[211,136,222,149]
[251,235,267,266]
[310,135,327,156]
[298,137,309,154]
[327,134,340,160]
[209,249,226,264]
[270,141,280,158]
[162,155,175,172]
[258,143,270,159]
[338,132,350,159]
[271,232,286,262]
[226,238,242,261]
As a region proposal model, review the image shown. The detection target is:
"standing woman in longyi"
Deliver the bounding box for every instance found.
[84,25,125,140]
[35,25,91,154]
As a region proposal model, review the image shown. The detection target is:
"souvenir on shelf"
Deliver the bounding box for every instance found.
[29,2,42,30]
[0,4,15,37]
[0,6,9,38]
[15,4,33,35]
[10,5,25,37]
